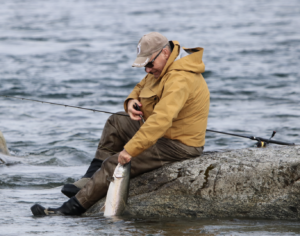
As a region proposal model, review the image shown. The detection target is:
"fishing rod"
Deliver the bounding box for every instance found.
[1,95,296,147]
[0,95,128,117]
[206,129,295,147]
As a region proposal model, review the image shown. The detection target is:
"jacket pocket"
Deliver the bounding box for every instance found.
[139,88,159,117]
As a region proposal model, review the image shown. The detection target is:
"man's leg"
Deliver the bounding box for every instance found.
[76,138,203,209]
[31,137,203,216]
[61,112,140,198]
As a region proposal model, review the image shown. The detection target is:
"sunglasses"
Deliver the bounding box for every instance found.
[144,44,168,68]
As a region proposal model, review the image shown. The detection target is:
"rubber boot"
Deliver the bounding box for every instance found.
[31,197,86,216]
[61,159,103,198]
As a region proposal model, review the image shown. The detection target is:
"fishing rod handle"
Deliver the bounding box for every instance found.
[255,137,295,146]
[133,103,145,123]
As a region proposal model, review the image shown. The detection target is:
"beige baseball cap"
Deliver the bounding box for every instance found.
[132,32,169,67]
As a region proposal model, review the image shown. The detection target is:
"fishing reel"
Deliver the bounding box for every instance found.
[256,131,276,148]
[133,102,145,123]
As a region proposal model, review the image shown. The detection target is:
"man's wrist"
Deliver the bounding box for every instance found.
[124,98,134,112]
[123,147,133,157]
[127,99,134,106]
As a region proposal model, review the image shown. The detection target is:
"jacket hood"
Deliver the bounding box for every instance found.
[158,41,205,80]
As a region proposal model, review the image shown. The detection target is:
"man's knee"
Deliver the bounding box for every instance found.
[101,154,119,174]
[107,112,128,123]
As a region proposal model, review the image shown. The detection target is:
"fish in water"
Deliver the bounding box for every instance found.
[102,162,131,216]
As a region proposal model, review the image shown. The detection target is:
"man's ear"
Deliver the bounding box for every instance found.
[162,48,170,60]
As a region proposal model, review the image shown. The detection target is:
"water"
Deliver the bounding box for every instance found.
[0,0,300,235]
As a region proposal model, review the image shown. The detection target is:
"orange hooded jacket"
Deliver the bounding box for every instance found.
[124,41,210,157]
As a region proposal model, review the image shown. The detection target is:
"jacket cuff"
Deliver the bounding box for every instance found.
[123,98,136,112]
[124,142,143,157]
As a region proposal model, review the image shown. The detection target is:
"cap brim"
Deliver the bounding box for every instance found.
[132,56,150,67]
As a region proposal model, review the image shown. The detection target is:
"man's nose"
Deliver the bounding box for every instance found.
[145,67,152,73]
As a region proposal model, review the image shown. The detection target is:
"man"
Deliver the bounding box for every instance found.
[31,32,210,216]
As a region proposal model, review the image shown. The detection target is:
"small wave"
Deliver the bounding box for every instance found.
[119,82,140,88]
[202,70,213,78]
[21,37,49,42]
[33,157,66,166]
[98,100,123,106]
[276,39,300,46]
[0,176,71,189]
[56,37,90,43]
[272,73,290,78]
[1,91,32,97]
[239,49,275,55]
[62,79,99,84]
[38,93,70,99]
[129,10,164,15]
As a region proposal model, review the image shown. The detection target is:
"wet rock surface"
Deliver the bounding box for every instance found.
[86,146,300,219]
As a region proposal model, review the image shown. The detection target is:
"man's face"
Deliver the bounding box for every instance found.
[145,48,170,78]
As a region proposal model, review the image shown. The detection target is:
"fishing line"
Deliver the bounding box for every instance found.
[0,95,129,146]
[0,95,295,146]
[0,95,129,117]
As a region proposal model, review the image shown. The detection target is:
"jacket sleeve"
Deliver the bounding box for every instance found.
[123,76,147,112]
[124,74,190,157]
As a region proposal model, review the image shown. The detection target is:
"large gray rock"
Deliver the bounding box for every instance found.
[86,145,300,219]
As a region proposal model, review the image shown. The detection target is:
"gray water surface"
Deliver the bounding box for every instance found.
[0,0,300,235]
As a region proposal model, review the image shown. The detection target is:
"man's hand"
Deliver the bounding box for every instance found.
[127,99,143,121]
[118,149,132,165]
